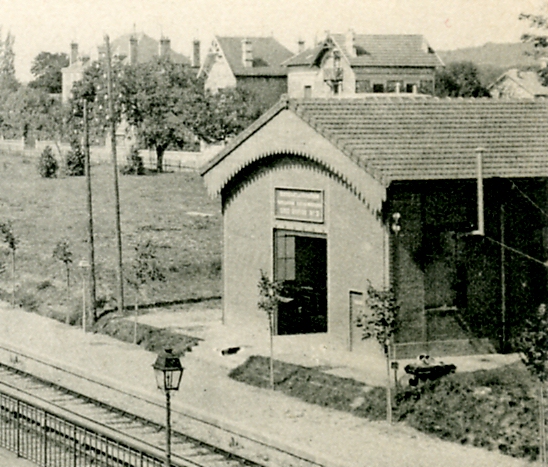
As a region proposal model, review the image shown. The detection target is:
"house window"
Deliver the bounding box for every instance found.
[406,83,417,93]
[333,51,341,70]
[304,85,312,98]
[372,83,385,93]
[355,80,371,93]
[275,232,295,281]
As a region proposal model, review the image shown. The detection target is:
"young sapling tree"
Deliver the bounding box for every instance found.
[257,270,283,390]
[0,222,19,306]
[516,303,548,466]
[357,281,399,424]
[126,240,165,343]
[52,239,73,323]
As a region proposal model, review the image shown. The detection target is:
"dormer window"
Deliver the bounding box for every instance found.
[333,51,341,70]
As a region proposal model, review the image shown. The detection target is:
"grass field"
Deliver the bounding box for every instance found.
[0,151,222,320]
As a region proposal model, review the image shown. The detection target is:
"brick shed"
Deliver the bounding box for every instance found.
[201,95,548,355]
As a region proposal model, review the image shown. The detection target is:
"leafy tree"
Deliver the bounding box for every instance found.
[520,13,548,87]
[357,282,399,424]
[0,30,18,92]
[0,221,18,306]
[120,58,204,172]
[65,136,85,176]
[2,86,67,142]
[53,239,73,323]
[257,270,283,390]
[435,61,490,98]
[196,87,269,144]
[38,145,58,178]
[515,303,548,465]
[126,240,165,343]
[29,52,69,94]
[121,145,145,175]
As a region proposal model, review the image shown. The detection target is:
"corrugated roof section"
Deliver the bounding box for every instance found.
[290,97,548,184]
[216,36,294,76]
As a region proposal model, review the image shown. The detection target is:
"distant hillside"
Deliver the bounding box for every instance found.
[438,42,540,86]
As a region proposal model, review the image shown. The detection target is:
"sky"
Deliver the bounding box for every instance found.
[0,0,545,82]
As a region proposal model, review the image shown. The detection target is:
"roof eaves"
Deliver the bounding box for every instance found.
[200,95,291,176]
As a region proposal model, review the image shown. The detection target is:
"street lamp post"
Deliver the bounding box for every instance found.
[78,260,90,332]
[153,349,184,467]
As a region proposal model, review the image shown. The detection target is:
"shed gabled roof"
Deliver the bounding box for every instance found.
[283,34,443,68]
[202,95,548,188]
[215,36,294,77]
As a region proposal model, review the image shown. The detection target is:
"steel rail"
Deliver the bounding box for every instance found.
[0,363,256,467]
[0,343,332,467]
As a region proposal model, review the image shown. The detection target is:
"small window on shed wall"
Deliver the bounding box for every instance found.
[304,85,312,98]
[355,80,371,93]
[372,83,385,93]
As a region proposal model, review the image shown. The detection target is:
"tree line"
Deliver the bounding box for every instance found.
[0,34,270,172]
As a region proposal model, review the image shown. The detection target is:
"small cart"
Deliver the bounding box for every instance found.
[404,355,456,386]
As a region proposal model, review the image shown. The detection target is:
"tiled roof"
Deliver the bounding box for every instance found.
[100,33,190,65]
[216,36,293,77]
[285,34,443,68]
[203,96,548,186]
[489,69,548,97]
[334,34,443,67]
[282,45,324,67]
[291,97,548,184]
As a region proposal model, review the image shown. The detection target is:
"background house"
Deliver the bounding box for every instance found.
[284,31,444,98]
[489,68,548,98]
[61,43,88,103]
[198,36,294,108]
[61,32,191,103]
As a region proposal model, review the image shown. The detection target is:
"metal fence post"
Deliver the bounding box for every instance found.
[16,400,20,458]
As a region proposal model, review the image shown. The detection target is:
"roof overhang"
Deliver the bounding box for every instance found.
[201,105,386,215]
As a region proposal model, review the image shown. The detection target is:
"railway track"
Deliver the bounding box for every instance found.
[0,362,261,467]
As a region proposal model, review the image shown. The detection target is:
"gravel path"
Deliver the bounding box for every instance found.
[0,302,538,467]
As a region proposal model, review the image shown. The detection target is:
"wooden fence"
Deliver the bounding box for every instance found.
[0,139,223,172]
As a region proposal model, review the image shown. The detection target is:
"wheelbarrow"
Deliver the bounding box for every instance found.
[403,355,456,386]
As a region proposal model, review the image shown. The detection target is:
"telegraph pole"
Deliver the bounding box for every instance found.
[83,99,97,322]
[105,35,125,314]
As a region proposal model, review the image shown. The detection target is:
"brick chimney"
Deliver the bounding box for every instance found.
[298,39,305,53]
[160,37,171,59]
[70,42,78,65]
[242,39,253,68]
[129,35,138,65]
[192,39,200,68]
[346,29,356,58]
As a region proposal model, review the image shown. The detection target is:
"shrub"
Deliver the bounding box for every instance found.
[37,146,58,178]
[65,138,85,176]
[121,146,145,175]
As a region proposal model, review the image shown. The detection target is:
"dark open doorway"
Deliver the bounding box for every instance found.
[274,230,327,335]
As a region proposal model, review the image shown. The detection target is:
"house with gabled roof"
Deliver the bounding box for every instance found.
[201,94,548,356]
[61,33,190,103]
[198,36,294,108]
[489,68,548,99]
[284,31,444,98]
